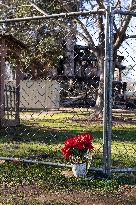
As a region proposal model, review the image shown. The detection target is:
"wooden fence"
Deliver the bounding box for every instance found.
[4,84,16,119]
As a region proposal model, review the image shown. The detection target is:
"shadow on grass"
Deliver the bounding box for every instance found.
[0,125,102,144]
[0,121,135,144]
[0,124,80,144]
[0,118,135,168]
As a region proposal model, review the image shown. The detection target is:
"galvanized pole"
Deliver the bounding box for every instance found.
[106,7,114,176]
[103,6,110,175]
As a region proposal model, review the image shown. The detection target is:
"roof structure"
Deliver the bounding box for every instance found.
[0,33,27,49]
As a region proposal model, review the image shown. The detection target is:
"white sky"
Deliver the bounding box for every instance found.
[118,16,136,82]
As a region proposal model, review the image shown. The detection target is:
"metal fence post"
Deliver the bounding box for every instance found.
[107,7,114,176]
[103,6,113,176]
[103,6,110,175]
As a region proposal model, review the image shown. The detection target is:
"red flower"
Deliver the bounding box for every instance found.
[81,133,93,141]
[61,146,72,160]
[61,133,94,161]
[76,141,84,150]
[85,142,94,150]
[64,137,74,147]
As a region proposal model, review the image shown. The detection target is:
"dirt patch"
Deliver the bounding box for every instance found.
[0,184,135,205]
[34,186,136,205]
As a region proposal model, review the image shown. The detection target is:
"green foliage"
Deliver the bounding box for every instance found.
[0,0,68,72]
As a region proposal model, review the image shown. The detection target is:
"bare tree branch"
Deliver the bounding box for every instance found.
[58,0,80,13]
[58,0,97,52]
[113,18,118,32]
[0,3,9,8]
[130,4,136,10]
[27,0,93,50]
[95,0,105,49]
[113,0,136,51]
[114,0,121,9]
[76,18,96,48]
[125,35,136,39]
[27,0,48,15]
[77,31,90,43]
[95,0,105,10]
[26,1,72,34]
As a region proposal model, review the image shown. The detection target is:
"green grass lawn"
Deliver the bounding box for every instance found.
[0,110,136,204]
[0,110,135,167]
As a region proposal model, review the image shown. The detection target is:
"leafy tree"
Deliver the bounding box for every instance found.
[32,0,136,116]
[0,0,136,116]
[55,0,136,116]
[0,0,67,73]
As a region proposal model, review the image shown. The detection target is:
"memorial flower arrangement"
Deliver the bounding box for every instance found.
[61,133,94,164]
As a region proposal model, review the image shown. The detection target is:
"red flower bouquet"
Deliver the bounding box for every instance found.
[61,133,94,163]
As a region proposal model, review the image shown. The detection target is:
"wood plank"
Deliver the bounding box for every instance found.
[15,58,20,124]
[0,47,6,126]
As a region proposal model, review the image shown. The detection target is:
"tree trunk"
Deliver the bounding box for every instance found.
[63,34,75,77]
[95,54,104,118]
[64,20,76,77]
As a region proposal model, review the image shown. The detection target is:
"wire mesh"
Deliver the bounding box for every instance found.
[0,0,135,177]
[111,11,136,172]
[0,1,105,173]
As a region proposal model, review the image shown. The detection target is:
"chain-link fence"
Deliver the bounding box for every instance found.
[110,9,136,173]
[0,1,136,177]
